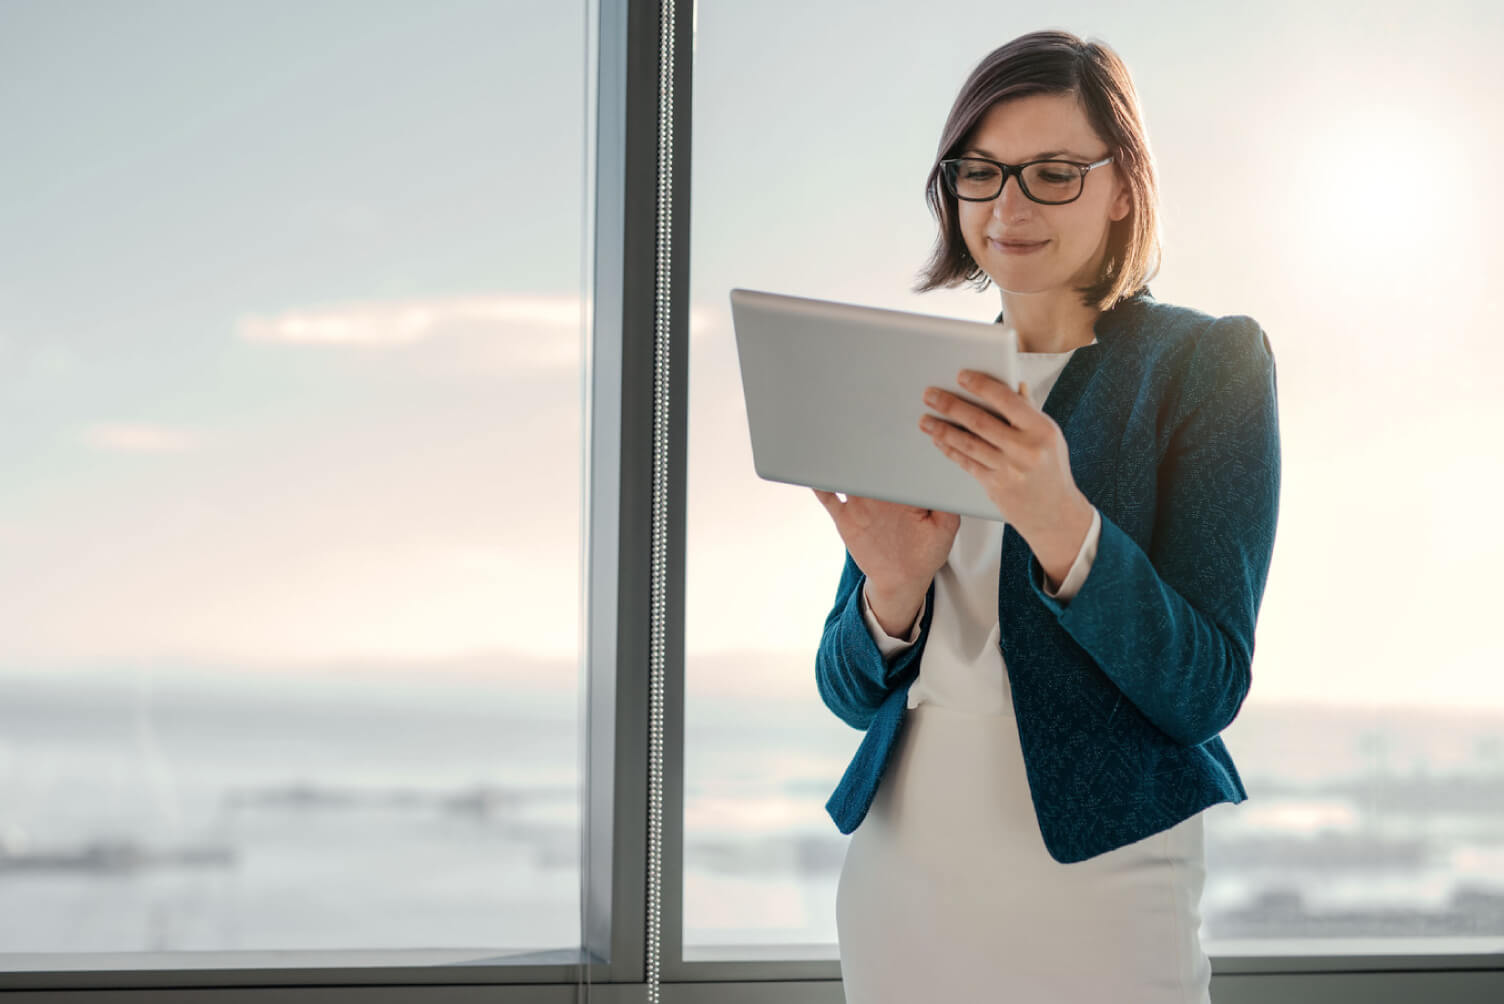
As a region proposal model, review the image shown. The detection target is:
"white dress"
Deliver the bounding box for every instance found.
[835,340,1213,1003]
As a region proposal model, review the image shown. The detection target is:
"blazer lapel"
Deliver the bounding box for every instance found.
[994,287,1153,587]
[1038,341,1102,433]
[991,288,1149,437]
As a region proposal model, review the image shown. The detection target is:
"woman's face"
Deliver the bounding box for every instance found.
[953,92,1131,294]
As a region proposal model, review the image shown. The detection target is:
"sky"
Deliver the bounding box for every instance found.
[1,0,591,674]
[684,0,1504,713]
[1,0,1502,711]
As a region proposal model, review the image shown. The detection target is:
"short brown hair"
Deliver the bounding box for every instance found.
[913,30,1162,311]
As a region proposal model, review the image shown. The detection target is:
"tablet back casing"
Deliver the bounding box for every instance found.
[730,287,1021,522]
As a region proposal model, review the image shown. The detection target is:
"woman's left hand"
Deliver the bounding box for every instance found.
[919,370,1089,547]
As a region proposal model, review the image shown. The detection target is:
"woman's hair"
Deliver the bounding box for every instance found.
[914,30,1162,311]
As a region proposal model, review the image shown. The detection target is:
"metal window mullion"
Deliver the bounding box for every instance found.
[582,0,690,996]
[644,0,675,996]
[646,0,691,1000]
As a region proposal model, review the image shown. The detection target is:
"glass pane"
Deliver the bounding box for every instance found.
[685,0,1504,961]
[0,0,589,969]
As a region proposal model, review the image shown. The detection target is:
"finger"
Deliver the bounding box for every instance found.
[924,417,1003,470]
[926,387,1022,444]
[959,370,1033,428]
[933,436,986,476]
[930,386,1023,449]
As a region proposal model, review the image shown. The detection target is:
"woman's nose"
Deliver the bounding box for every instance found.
[992,172,1032,215]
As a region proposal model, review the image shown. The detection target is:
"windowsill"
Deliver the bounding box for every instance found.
[0,946,591,974]
[684,937,1504,969]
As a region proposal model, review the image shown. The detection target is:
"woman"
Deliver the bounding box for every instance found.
[812,30,1280,1003]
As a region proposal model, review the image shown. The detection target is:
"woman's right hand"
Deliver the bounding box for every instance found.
[811,489,959,613]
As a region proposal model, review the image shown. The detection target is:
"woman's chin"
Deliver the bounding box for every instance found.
[987,271,1054,293]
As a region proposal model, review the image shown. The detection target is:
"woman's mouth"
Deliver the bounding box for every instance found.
[990,238,1049,255]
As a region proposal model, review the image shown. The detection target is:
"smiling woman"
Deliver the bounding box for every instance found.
[810,28,1284,1004]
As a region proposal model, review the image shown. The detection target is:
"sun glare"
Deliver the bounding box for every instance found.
[1291,104,1480,276]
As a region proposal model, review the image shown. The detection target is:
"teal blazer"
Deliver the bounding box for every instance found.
[815,287,1281,863]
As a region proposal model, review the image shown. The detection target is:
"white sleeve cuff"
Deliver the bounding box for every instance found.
[861,581,924,654]
[1042,506,1101,602]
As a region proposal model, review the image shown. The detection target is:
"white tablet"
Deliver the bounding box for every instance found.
[729,287,1021,522]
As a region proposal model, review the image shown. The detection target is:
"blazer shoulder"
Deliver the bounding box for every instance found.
[1131,298,1270,359]
[1191,311,1275,379]
[1172,311,1278,431]
[1132,297,1223,337]
[1128,300,1274,428]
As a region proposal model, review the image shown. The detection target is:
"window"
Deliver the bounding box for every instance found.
[0,0,589,972]
[683,0,1504,961]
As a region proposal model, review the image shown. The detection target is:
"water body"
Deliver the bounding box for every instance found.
[2,667,1502,961]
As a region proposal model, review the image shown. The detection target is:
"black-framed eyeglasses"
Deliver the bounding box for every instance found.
[938,154,1114,205]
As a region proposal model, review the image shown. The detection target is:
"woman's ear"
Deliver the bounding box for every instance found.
[1110,183,1132,223]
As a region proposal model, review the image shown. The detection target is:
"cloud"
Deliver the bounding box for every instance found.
[79,423,205,454]
[238,294,580,347]
[235,293,717,371]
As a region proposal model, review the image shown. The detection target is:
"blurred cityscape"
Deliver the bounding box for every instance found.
[2,664,1502,956]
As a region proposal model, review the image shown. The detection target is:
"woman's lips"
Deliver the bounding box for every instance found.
[990,238,1049,254]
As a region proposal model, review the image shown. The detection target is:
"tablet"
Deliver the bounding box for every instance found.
[729,287,1021,522]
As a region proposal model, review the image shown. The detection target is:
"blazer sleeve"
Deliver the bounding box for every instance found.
[815,549,937,731]
[1027,314,1281,747]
